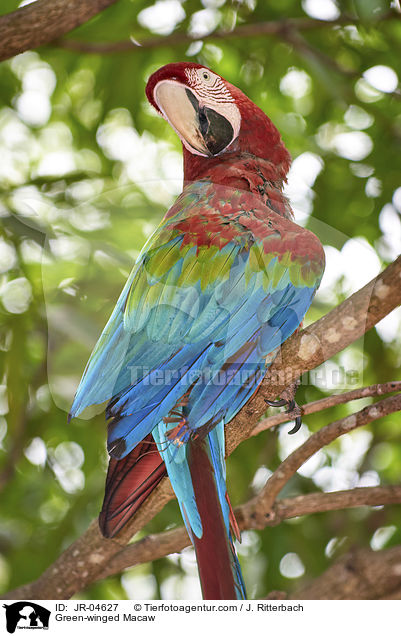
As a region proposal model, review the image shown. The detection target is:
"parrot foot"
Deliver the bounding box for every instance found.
[163,388,197,446]
[164,417,198,447]
[265,380,303,435]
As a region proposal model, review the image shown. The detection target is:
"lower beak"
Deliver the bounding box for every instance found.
[155,81,234,157]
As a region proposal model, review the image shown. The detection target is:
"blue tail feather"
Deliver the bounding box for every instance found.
[154,420,245,599]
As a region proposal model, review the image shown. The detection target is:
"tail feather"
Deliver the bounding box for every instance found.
[188,436,246,599]
[99,434,166,538]
[99,426,246,599]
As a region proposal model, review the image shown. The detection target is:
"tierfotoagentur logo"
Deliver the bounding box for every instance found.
[2,602,50,633]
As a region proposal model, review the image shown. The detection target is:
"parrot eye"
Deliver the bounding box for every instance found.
[197,69,214,84]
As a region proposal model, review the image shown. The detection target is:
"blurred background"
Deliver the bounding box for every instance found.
[0,0,400,599]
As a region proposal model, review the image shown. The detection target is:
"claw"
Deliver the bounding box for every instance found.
[265,393,303,435]
[265,398,288,407]
[286,400,303,434]
[287,416,302,435]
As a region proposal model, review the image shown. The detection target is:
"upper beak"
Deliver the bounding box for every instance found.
[154,81,235,156]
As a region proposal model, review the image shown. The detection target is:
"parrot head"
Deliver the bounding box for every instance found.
[146,63,241,157]
[146,62,290,181]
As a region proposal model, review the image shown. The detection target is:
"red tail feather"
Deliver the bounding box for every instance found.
[188,438,238,599]
[99,434,166,538]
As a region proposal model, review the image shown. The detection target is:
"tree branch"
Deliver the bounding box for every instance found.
[0,0,119,63]
[98,485,401,580]
[52,11,400,55]
[288,545,401,600]
[2,257,400,599]
[89,393,401,583]
[242,393,401,524]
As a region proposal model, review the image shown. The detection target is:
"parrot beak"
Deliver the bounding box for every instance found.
[154,80,240,157]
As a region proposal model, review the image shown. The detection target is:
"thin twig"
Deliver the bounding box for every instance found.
[52,11,400,54]
[250,393,401,518]
[252,381,401,437]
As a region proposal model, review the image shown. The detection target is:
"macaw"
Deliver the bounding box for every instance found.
[69,63,325,600]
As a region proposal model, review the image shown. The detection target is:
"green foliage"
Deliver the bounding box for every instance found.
[0,0,400,599]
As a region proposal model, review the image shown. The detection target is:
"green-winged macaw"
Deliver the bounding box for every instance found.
[69,63,325,599]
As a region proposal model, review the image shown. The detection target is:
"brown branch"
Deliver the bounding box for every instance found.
[251,380,401,437]
[0,0,119,62]
[52,10,400,54]
[2,257,401,600]
[289,545,401,600]
[81,391,401,579]
[99,485,401,580]
[248,393,401,520]
[5,481,401,594]
[95,384,401,581]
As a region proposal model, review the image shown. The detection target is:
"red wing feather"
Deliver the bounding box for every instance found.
[99,434,166,538]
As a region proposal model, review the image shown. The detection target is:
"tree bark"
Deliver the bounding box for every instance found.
[0,0,119,62]
[289,545,401,600]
